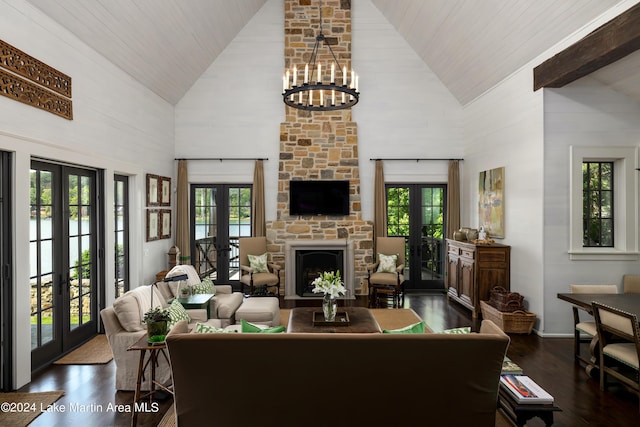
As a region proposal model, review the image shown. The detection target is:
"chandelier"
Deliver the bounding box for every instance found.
[282,0,359,111]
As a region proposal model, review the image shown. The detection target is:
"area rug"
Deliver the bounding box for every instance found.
[158,404,175,427]
[53,335,113,365]
[0,390,64,427]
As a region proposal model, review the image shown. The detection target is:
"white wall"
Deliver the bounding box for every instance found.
[175,0,464,222]
[543,78,640,335]
[0,0,175,388]
[174,0,284,217]
[353,0,463,206]
[463,68,545,330]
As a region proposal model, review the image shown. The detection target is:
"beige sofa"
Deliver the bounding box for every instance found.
[166,320,510,427]
[100,268,243,391]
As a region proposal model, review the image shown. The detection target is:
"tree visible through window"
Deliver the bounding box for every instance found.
[583,161,613,247]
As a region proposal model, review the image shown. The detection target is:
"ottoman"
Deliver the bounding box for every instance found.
[235,297,280,327]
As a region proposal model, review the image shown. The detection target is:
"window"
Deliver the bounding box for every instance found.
[114,175,129,297]
[569,146,637,260]
[582,161,613,247]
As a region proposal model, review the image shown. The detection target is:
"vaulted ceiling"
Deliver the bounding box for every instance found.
[24,0,634,105]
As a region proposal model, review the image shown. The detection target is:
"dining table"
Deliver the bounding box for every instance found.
[557,292,640,376]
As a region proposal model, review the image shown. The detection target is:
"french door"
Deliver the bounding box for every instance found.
[190,184,252,287]
[0,151,12,391]
[30,161,101,370]
[386,184,447,290]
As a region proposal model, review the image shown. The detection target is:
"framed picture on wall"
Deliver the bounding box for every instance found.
[146,209,160,241]
[146,174,160,207]
[160,209,171,239]
[160,176,171,206]
[478,166,505,238]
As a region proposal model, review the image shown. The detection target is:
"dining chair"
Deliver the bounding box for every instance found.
[623,275,640,294]
[592,302,640,411]
[569,284,618,365]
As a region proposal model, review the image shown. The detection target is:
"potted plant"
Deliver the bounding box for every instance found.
[143,307,171,343]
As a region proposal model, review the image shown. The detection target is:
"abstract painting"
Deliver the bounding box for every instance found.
[478,167,505,238]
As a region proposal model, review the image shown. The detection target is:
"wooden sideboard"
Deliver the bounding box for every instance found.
[445,239,511,318]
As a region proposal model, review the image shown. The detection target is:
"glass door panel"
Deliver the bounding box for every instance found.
[191,184,251,287]
[386,184,446,290]
[30,162,99,371]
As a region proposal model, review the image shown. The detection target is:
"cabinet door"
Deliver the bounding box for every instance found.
[459,258,475,302]
[446,255,459,294]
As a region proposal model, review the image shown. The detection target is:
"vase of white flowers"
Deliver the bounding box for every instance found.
[311,270,346,322]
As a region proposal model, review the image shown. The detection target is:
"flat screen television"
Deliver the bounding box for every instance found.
[289,180,350,216]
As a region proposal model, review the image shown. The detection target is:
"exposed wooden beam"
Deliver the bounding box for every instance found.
[533,3,640,91]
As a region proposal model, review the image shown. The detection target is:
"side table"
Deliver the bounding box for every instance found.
[176,293,214,318]
[127,335,173,427]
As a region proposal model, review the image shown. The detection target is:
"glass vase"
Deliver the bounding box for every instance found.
[147,320,168,342]
[322,294,337,322]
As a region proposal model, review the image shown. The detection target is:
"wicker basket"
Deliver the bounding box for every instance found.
[489,286,524,312]
[480,300,536,334]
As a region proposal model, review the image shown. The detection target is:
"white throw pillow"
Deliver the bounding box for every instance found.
[113,293,144,332]
[248,253,269,273]
[377,253,398,273]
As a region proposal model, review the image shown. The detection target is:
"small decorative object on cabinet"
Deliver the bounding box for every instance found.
[445,239,510,318]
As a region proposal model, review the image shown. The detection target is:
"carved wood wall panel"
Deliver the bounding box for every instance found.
[0,40,72,97]
[0,69,73,120]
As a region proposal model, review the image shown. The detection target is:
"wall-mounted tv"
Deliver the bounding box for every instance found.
[289,180,350,216]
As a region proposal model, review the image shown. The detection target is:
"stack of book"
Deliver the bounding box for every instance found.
[500,374,554,404]
[501,356,523,375]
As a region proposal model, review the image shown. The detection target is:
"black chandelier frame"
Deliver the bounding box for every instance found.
[282,6,359,111]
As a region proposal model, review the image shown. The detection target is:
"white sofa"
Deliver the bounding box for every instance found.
[158,264,244,327]
[100,265,244,391]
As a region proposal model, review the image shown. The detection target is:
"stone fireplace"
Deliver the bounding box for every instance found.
[265,0,374,295]
[285,239,355,299]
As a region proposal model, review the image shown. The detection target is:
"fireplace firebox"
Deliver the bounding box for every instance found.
[285,239,355,300]
[295,250,344,297]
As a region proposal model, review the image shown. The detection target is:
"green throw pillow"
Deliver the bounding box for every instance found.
[382,321,425,334]
[438,326,471,334]
[192,277,216,295]
[247,253,269,273]
[241,319,286,333]
[167,299,190,328]
[377,253,398,273]
[193,322,235,333]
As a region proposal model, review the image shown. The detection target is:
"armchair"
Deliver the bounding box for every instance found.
[367,237,406,308]
[239,236,282,296]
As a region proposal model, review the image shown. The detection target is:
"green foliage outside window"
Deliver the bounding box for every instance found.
[582,162,613,247]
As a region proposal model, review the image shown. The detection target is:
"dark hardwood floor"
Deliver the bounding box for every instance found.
[18,291,640,426]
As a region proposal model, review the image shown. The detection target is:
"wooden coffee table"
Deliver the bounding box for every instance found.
[287,307,381,333]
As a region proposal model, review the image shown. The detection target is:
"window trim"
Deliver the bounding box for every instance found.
[569,146,638,260]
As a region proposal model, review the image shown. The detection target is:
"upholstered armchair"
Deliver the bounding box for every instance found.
[367,237,406,308]
[239,236,282,296]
